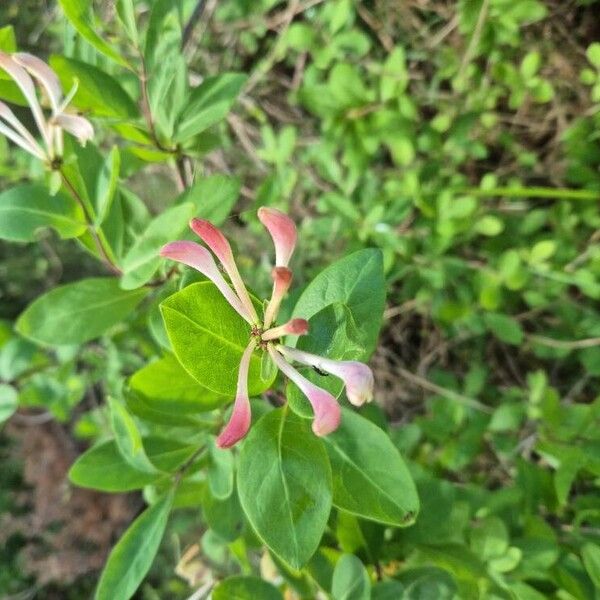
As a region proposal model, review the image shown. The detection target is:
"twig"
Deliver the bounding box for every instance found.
[244,0,301,94]
[397,367,493,413]
[527,335,600,350]
[457,0,490,85]
[182,0,208,50]
[356,4,394,51]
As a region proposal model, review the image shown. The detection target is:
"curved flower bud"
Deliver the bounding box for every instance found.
[13,53,62,112]
[0,52,50,148]
[160,241,252,324]
[54,113,94,146]
[217,340,255,448]
[262,318,309,341]
[278,346,374,406]
[0,101,46,159]
[268,346,341,436]
[190,218,258,323]
[258,207,297,267]
[263,266,292,329]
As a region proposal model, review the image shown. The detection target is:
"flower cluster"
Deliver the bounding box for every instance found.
[161,208,374,448]
[0,52,93,164]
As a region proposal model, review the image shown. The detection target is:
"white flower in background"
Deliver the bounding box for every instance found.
[0,52,94,165]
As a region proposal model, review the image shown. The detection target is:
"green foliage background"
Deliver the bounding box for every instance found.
[1,0,600,598]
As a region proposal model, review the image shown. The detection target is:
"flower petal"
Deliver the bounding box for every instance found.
[0,99,46,157]
[13,53,62,112]
[217,340,255,448]
[0,52,51,148]
[263,266,293,328]
[268,345,341,436]
[54,113,94,146]
[277,346,374,406]
[262,318,309,341]
[160,241,253,323]
[258,206,297,267]
[0,121,45,159]
[0,102,46,159]
[190,218,258,323]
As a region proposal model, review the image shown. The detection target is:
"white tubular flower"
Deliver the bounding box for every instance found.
[0,51,94,164]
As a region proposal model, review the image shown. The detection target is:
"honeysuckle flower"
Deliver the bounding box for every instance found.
[160,208,375,447]
[0,52,94,164]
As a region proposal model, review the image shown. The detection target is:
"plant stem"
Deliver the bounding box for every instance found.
[59,168,122,275]
[463,186,600,201]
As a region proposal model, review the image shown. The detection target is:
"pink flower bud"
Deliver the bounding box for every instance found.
[277,346,374,406]
[160,241,252,323]
[263,267,293,328]
[268,346,341,436]
[217,341,255,448]
[262,318,309,341]
[190,218,258,323]
[258,207,297,267]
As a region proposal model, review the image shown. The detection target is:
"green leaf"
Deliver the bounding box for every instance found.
[0,383,18,423]
[520,51,541,79]
[120,203,195,289]
[174,174,240,225]
[0,185,86,242]
[323,410,419,526]
[16,278,147,346]
[0,25,16,53]
[483,312,524,345]
[58,0,131,67]
[95,490,174,600]
[212,576,284,600]
[115,0,138,44]
[331,554,371,600]
[292,249,385,354]
[49,56,138,118]
[202,485,245,542]
[208,440,234,500]
[175,73,247,142]
[586,42,600,68]
[372,581,405,599]
[95,146,121,225]
[581,543,600,588]
[129,354,228,413]
[237,407,332,569]
[109,398,159,474]
[161,282,276,395]
[69,437,196,492]
[287,303,365,418]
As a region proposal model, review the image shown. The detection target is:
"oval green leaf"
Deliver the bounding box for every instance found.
[0,184,86,242]
[292,249,385,354]
[213,576,283,600]
[50,55,138,118]
[237,407,332,569]
[16,278,147,346]
[129,353,228,414]
[69,437,197,492]
[175,73,247,142]
[95,490,173,600]
[323,409,419,526]
[0,383,18,423]
[160,282,275,395]
[331,554,371,600]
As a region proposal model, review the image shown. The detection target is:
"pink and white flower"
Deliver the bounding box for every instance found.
[0,52,93,163]
[161,208,374,447]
